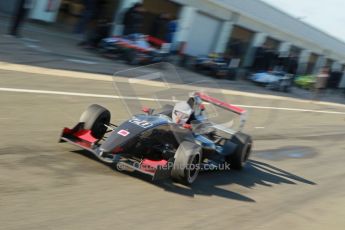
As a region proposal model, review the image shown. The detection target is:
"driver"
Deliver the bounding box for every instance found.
[172,101,193,125]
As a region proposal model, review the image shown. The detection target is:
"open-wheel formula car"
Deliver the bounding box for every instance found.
[99,34,170,65]
[194,54,232,79]
[250,71,293,92]
[60,92,253,185]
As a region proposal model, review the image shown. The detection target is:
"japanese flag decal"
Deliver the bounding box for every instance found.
[117,130,130,137]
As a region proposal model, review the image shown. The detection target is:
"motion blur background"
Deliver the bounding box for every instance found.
[1,0,345,87]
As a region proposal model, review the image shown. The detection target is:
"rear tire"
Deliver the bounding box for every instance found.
[171,141,202,185]
[225,133,252,170]
[79,104,111,139]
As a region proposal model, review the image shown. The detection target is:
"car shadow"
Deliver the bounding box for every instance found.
[72,150,316,202]
[151,160,316,201]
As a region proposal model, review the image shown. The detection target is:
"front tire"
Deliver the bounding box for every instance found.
[79,104,111,139]
[171,141,202,185]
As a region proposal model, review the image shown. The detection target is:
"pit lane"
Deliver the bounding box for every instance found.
[1,68,345,230]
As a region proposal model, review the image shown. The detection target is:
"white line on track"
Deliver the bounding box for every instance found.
[236,105,345,115]
[0,87,176,103]
[1,87,345,115]
[1,61,345,109]
[66,59,98,65]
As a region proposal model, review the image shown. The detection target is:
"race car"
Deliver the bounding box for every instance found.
[99,33,170,65]
[194,54,232,78]
[250,71,293,92]
[59,92,253,185]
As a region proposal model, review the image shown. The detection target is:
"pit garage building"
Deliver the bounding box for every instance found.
[2,0,345,87]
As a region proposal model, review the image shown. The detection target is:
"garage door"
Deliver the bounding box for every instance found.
[226,25,254,61]
[185,12,221,56]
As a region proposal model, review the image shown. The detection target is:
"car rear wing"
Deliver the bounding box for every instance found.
[194,92,247,130]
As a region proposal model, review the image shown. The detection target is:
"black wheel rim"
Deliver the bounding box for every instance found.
[187,153,200,183]
[242,143,252,165]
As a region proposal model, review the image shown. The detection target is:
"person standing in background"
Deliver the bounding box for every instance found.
[314,67,330,100]
[166,17,177,44]
[74,0,96,34]
[9,0,33,37]
[150,13,168,40]
[122,3,145,35]
[122,4,136,35]
[150,13,177,44]
[78,0,110,48]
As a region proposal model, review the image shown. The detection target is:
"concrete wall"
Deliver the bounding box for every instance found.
[173,0,232,21]
[29,0,61,22]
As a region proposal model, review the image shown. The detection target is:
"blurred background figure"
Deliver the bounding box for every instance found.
[122,3,145,35]
[149,12,176,45]
[150,13,169,40]
[74,0,97,34]
[166,16,177,44]
[122,3,136,35]
[286,55,298,75]
[78,0,110,48]
[8,0,33,37]
[314,67,330,99]
[79,17,112,48]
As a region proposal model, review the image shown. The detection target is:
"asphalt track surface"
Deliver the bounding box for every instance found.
[1,67,345,230]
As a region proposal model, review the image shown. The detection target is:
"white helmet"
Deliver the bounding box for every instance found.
[172,102,192,125]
